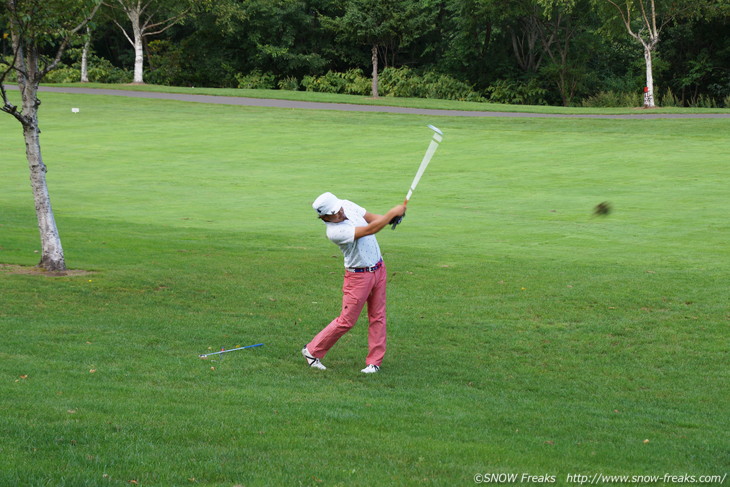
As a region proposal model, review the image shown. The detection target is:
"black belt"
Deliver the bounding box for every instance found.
[347,259,383,273]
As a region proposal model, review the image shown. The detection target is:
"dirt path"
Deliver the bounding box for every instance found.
[27,85,730,120]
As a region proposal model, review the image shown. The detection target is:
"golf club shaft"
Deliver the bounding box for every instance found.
[390,125,442,230]
[199,343,263,357]
[405,131,442,203]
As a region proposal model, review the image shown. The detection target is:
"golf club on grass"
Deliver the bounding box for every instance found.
[198,343,263,358]
[391,125,443,229]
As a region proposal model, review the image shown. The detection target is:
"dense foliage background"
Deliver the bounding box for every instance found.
[3,0,729,107]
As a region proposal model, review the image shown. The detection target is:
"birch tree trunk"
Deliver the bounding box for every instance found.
[643,43,655,106]
[371,44,379,98]
[80,27,91,83]
[131,8,145,83]
[16,49,66,271]
[23,111,66,271]
[112,1,145,83]
[603,0,662,107]
[112,1,190,85]
[2,0,100,272]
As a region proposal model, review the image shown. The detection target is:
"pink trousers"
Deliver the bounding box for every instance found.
[307,263,387,366]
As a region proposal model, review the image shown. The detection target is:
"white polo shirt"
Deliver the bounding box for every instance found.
[324,200,383,268]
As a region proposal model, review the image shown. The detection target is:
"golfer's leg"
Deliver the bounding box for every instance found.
[365,265,387,367]
[307,273,369,358]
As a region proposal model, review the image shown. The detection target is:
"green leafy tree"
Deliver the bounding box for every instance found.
[656,2,730,105]
[1,0,101,271]
[506,0,547,74]
[326,0,427,97]
[536,0,593,106]
[440,0,505,88]
[209,0,331,76]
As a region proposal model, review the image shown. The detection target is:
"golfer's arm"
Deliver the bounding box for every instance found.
[363,212,380,224]
[354,208,403,239]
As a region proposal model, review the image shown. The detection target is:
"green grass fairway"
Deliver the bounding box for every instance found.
[1,92,728,486]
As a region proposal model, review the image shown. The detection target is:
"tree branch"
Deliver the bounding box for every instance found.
[650,0,658,34]
[138,0,152,18]
[1,75,29,125]
[112,17,136,47]
[606,0,637,38]
[141,4,162,29]
[142,8,190,37]
[0,47,20,82]
[3,3,27,77]
[40,2,102,78]
[638,0,654,37]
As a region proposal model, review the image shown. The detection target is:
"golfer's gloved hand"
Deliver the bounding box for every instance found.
[390,212,405,230]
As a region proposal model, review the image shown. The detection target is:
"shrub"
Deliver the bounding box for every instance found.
[690,94,718,108]
[277,76,299,91]
[302,67,483,101]
[88,64,131,84]
[421,71,484,102]
[341,69,371,95]
[300,75,315,91]
[146,40,184,86]
[379,66,483,101]
[84,55,131,83]
[660,88,680,107]
[43,66,80,83]
[486,79,548,105]
[235,70,276,89]
[581,90,641,107]
[301,71,346,93]
[35,55,130,84]
[379,66,420,98]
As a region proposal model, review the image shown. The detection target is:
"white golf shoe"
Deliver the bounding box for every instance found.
[361,364,380,374]
[302,347,326,370]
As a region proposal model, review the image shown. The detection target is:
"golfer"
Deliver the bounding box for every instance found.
[302,192,407,373]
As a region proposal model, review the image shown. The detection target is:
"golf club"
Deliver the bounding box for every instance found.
[198,343,263,358]
[391,125,443,229]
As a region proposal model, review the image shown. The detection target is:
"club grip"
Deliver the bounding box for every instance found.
[390,212,405,230]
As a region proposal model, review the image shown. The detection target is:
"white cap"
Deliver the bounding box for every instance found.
[312,192,342,216]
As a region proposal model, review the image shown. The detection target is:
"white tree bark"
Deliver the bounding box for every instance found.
[371,44,379,98]
[606,0,661,107]
[114,2,145,83]
[80,26,91,83]
[131,8,145,83]
[643,43,655,106]
[23,112,66,271]
[112,0,190,85]
[2,1,100,271]
[9,43,67,271]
